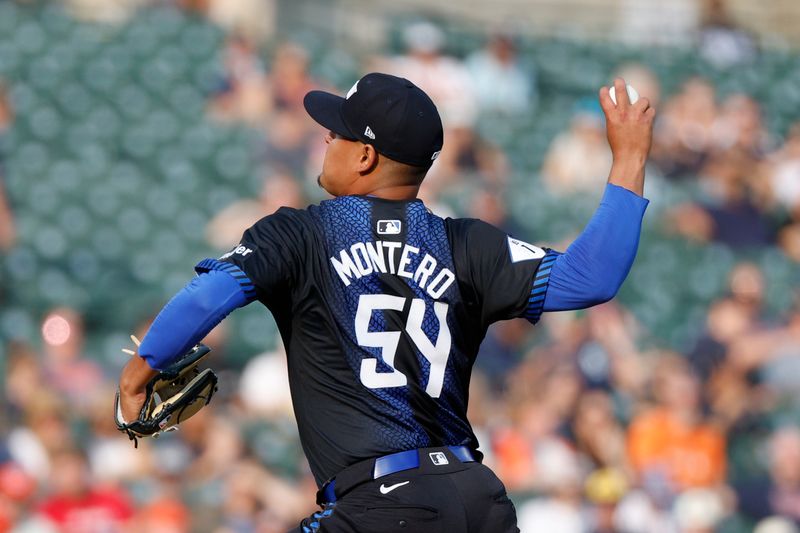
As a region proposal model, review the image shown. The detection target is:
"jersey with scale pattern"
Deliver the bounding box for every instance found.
[204,195,554,485]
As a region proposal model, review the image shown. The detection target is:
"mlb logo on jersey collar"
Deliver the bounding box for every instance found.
[377,220,402,235]
[429,452,449,466]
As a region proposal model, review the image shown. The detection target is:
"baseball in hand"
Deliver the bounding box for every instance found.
[609,84,639,105]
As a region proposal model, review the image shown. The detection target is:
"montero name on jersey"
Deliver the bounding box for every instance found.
[330,240,455,300]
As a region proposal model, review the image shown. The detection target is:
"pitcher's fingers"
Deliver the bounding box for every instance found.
[613,77,630,108]
[599,86,615,116]
[633,97,651,113]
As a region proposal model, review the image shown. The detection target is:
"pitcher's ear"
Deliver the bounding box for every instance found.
[358,144,379,174]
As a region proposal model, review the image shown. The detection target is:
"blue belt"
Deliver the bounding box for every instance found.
[321,446,475,504]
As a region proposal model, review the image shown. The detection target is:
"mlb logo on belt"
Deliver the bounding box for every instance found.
[429,452,449,466]
[377,220,402,235]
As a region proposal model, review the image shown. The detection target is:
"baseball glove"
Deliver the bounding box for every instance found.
[114,338,218,447]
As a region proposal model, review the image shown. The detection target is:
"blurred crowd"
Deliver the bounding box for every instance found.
[2,1,800,532]
[546,68,800,255]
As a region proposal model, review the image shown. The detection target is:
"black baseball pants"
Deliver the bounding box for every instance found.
[289,447,519,533]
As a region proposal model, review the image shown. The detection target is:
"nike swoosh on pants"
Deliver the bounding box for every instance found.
[379,481,410,494]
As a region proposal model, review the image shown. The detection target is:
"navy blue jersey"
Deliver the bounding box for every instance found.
[203,196,555,485]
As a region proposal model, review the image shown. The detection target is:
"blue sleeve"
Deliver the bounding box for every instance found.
[138,261,257,370]
[542,183,649,312]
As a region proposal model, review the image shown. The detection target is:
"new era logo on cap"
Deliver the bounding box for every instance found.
[364,126,376,139]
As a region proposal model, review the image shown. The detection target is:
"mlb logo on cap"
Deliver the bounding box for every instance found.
[377,220,402,235]
[429,452,449,466]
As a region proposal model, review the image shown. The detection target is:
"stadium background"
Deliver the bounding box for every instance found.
[2,0,800,531]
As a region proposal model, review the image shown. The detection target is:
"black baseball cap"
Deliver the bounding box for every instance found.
[303,72,444,168]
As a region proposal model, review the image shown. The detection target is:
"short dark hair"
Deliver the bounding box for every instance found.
[383,155,429,186]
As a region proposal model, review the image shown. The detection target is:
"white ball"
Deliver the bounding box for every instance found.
[609,84,639,105]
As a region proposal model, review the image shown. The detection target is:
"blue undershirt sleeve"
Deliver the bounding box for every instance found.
[542,183,649,312]
[138,266,256,371]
